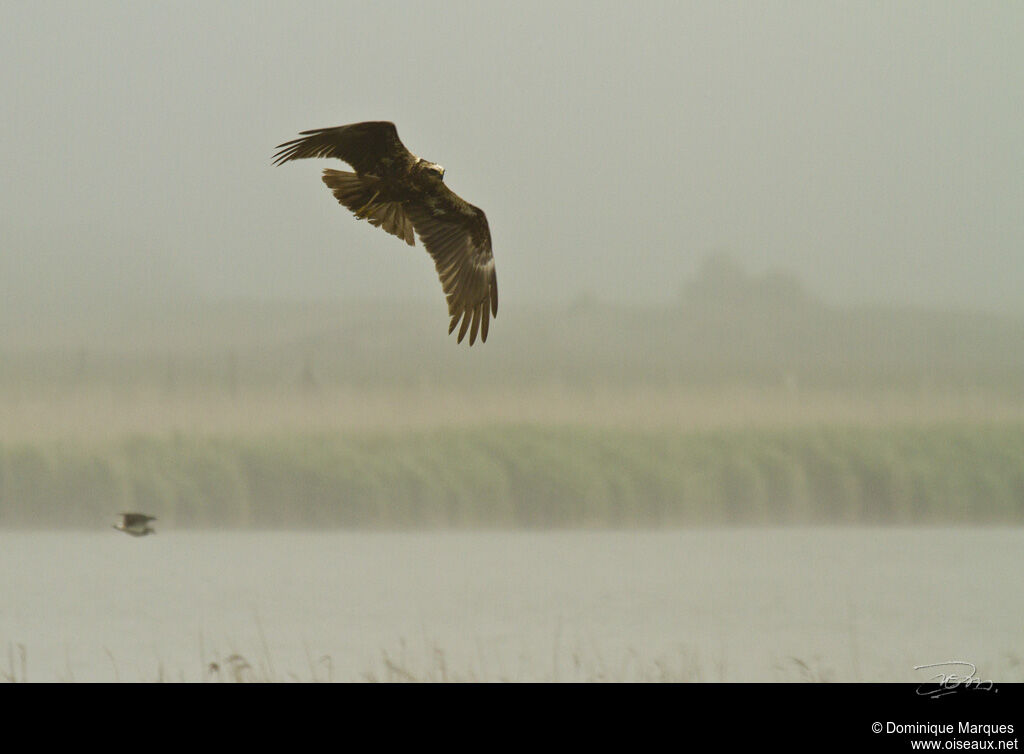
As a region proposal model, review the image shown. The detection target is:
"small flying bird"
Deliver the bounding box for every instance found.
[273,121,498,345]
[113,513,157,537]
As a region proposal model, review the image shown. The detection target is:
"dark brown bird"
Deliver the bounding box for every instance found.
[113,513,156,537]
[273,121,497,345]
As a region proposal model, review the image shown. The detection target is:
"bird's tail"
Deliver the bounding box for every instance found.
[322,169,415,246]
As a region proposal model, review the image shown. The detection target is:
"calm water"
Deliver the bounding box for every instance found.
[1,528,1021,682]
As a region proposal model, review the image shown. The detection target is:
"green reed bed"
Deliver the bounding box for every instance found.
[1,424,1022,528]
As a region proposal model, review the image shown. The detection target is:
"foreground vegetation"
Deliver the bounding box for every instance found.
[2,423,1022,528]
[4,638,1023,683]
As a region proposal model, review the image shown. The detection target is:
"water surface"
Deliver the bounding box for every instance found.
[1,528,1020,682]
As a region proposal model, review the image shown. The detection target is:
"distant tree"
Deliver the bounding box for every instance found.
[225,349,238,396]
[75,348,88,384]
[164,354,177,395]
[679,252,815,311]
[300,355,318,393]
[679,252,751,308]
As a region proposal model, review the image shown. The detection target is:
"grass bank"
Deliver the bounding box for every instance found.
[2,424,1022,528]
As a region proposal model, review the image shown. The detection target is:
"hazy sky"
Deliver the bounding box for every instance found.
[2,1,1021,313]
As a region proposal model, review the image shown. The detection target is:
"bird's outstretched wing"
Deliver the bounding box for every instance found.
[272,121,412,175]
[405,185,498,345]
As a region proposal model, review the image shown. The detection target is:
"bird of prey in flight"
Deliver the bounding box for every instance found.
[113,513,156,537]
[273,121,498,345]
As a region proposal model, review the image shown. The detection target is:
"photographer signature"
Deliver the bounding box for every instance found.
[914,661,996,698]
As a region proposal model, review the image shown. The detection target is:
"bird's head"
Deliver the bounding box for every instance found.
[419,159,445,181]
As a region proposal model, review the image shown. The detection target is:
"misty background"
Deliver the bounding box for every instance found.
[1,1,1023,530]
[1,1,1021,316]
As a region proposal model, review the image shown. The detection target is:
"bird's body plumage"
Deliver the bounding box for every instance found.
[273,121,497,345]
